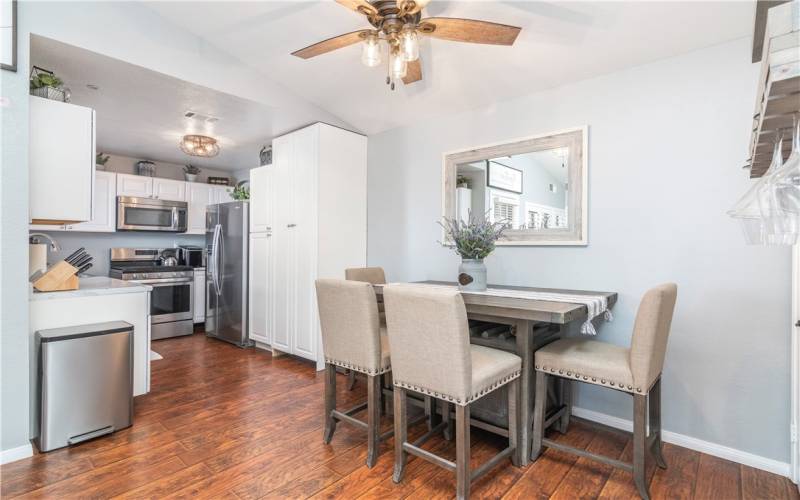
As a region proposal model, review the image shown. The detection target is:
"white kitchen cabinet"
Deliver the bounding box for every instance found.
[262,123,367,368]
[215,185,233,204]
[117,173,153,198]
[30,171,117,232]
[249,166,274,233]
[187,182,216,235]
[29,96,95,224]
[193,268,206,324]
[152,178,186,201]
[248,233,271,345]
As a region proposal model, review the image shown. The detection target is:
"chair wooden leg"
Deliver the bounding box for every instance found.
[633,393,650,500]
[649,378,667,469]
[442,400,453,441]
[507,378,520,466]
[530,370,547,461]
[558,377,572,434]
[366,375,381,468]
[455,404,471,500]
[392,387,408,483]
[323,363,337,444]
[347,370,357,391]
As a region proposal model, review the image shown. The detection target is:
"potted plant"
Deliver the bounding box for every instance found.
[183,164,201,182]
[439,212,508,291]
[95,153,110,171]
[232,181,250,201]
[456,175,471,189]
[29,66,68,102]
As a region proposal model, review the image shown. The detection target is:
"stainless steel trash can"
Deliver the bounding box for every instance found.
[35,321,134,452]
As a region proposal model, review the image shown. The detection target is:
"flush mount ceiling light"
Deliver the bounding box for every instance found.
[180,134,220,158]
[291,0,521,91]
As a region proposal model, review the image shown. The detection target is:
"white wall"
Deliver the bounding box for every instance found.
[0,0,348,461]
[102,153,232,184]
[368,37,793,465]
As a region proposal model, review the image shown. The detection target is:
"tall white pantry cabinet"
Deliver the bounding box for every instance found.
[249,123,367,370]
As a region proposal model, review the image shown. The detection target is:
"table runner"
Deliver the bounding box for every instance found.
[394,283,614,335]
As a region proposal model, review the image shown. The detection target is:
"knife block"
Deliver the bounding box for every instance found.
[32,260,79,292]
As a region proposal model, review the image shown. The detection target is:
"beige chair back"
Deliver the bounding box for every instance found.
[316,279,382,372]
[345,267,386,285]
[629,283,678,390]
[383,284,472,403]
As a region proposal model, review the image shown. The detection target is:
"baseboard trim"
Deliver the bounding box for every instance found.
[1,443,33,464]
[571,406,791,478]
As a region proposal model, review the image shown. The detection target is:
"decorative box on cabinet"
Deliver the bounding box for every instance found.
[29,96,96,224]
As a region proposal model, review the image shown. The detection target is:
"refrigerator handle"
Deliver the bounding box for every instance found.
[211,223,222,296]
[217,225,224,297]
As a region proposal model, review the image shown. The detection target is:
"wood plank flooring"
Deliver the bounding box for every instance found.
[2,332,797,499]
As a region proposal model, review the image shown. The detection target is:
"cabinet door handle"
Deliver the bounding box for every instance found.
[287,223,296,228]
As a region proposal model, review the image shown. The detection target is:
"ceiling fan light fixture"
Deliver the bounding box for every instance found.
[361,31,382,68]
[180,134,220,158]
[399,25,419,62]
[390,49,408,80]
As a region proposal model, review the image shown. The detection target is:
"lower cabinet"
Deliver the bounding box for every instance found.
[249,233,271,346]
[193,268,206,324]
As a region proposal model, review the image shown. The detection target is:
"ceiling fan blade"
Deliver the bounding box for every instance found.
[403,59,422,84]
[336,0,380,18]
[291,30,370,59]
[397,0,431,15]
[419,17,521,45]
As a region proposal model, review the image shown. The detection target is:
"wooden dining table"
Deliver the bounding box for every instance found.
[374,280,618,466]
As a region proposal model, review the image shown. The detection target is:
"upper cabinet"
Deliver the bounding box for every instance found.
[29,96,95,224]
[215,185,233,204]
[116,173,153,198]
[249,166,274,233]
[186,182,216,235]
[152,178,186,201]
[71,171,117,232]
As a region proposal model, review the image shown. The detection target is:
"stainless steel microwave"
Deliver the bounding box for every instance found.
[116,196,188,232]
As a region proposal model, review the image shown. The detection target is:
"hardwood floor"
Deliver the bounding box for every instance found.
[3,332,797,499]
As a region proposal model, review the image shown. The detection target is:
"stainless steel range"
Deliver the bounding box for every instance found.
[110,248,194,340]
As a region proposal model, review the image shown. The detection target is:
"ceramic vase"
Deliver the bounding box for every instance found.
[458,259,487,291]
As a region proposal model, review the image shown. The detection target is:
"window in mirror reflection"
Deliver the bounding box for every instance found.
[456,147,570,231]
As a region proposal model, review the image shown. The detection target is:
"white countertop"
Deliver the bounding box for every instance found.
[30,276,152,301]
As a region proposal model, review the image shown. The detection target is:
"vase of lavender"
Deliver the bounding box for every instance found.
[439,212,508,291]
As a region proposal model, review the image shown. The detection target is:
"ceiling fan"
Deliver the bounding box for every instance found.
[291,0,522,90]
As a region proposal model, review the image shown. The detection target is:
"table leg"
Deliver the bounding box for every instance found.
[515,319,533,466]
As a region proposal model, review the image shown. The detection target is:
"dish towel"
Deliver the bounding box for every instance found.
[472,288,614,335]
[397,283,613,335]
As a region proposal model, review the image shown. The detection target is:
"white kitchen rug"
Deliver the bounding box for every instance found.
[150,350,163,361]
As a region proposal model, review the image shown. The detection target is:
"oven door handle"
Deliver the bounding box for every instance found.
[136,278,193,286]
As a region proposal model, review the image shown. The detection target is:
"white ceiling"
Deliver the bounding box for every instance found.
[146,1,755,135]
[31,35,280,171]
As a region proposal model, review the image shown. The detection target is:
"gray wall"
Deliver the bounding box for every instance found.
[367,37,792,462]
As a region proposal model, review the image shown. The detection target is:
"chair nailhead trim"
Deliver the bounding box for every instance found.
[325,357,391,376]
[394,370,521,406]
[536,364,633,393]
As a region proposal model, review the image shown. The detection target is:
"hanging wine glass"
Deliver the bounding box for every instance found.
[759,118,800,246]
[728,139,783,244]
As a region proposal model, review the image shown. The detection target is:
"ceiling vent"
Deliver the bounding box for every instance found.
[184,110,219,124]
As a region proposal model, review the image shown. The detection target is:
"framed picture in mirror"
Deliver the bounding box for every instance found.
[442,126,588,246]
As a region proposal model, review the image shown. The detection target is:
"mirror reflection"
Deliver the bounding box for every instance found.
[456,148,570,230]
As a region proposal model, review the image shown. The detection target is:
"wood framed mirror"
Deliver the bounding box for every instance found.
[442,126,588,246]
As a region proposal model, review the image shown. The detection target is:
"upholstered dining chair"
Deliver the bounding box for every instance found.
[344,267,387,391]
[530,283,678,500]
[384,284,522,500]
[315,279,391,467]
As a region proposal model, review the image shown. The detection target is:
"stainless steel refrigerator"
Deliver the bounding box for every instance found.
[206,201,250,347]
